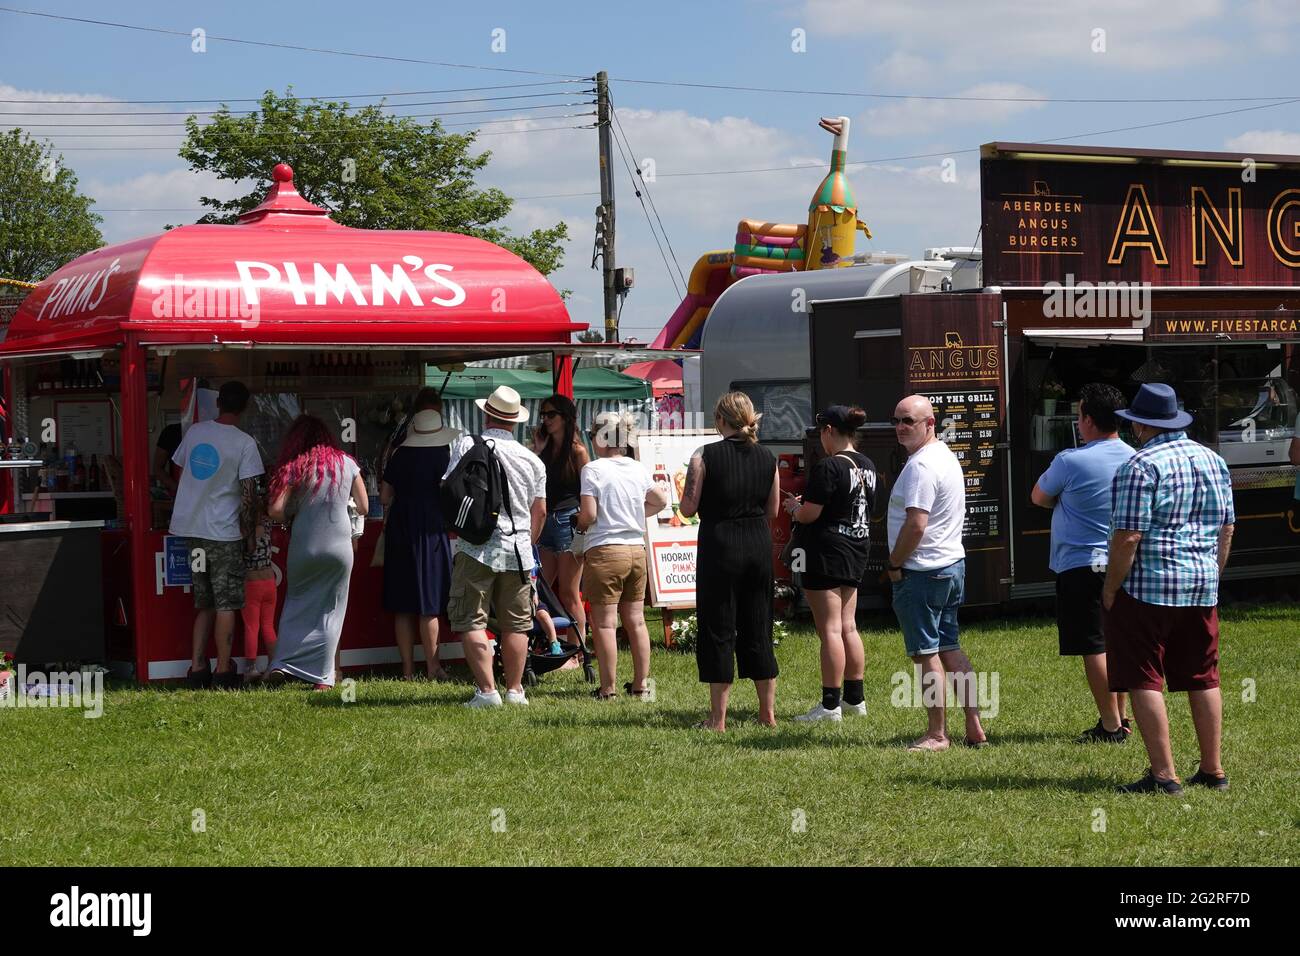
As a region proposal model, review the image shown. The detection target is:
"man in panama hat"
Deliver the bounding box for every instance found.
[1103,383,1235,795]
[443,385,547,708]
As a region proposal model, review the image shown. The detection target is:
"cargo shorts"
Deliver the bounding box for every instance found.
[448,551,534,635]
[187,537,247,612]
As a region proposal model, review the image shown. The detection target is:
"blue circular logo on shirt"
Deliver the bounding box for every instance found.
[189,443,221,480]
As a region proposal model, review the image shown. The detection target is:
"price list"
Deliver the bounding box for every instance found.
[926,389,1003,538]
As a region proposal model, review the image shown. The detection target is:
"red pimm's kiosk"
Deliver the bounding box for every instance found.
[0,164,589,681]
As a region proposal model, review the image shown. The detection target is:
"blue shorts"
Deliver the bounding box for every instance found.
[892,559,965,657]
[537,506,578,553]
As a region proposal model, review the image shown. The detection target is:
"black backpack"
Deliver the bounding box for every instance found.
[441,436,508,545]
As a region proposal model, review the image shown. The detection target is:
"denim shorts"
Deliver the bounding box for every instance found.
[537,506,578,553]
[891,559,965,657]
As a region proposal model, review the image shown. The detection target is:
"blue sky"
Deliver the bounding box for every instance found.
[4,1,1300,339]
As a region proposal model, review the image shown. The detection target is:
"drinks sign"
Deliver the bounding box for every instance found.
[981,142,1300,287]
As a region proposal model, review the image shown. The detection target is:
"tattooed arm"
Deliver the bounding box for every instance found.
[239,477,258,541]
[677,450,705,518]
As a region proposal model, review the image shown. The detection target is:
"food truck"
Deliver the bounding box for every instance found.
[0,164,671,680]
[803,142,1300,607]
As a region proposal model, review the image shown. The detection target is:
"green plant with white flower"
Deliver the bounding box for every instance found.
[668,614,789,651]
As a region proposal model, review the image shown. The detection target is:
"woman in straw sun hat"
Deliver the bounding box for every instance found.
[380,391,460,681]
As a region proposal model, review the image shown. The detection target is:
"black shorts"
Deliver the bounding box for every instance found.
[1055,566,1104,656]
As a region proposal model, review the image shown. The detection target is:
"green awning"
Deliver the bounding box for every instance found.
[432,364,651,400]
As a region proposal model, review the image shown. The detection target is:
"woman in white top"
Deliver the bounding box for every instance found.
[576,411,669,699]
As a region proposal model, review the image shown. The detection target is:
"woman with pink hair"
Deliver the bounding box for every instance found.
[265,414,367,689]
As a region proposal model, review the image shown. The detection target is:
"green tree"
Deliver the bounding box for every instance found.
[0,130,103,282]
[179,89,569,280]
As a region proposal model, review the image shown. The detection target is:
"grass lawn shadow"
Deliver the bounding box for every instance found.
[897,771,1117,794]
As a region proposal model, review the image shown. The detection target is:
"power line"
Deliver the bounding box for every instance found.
[647,96,1300,180]
[0,80,588,105]
[2,6,1287,108]
[91,190,603,212]
[0,6,589,79]
[606,75,1300,105]
[607,112,683,301]
[45,123,595,150]
[0,91,594,118]
[609,97,686,290]
[18,112,598,137]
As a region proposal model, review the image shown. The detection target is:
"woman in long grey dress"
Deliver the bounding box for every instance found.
[266,414,367,689]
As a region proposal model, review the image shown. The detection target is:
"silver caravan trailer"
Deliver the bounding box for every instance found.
[698,249,981,455]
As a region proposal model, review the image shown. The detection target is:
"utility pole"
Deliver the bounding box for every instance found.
[595,70,618,342]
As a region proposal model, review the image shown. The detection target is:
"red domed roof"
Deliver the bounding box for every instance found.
[2,164,580,354]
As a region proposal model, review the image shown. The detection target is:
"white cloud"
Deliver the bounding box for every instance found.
[1223,129,1300,155]
[863,83,1047,138]
[0,81,119,110]
[803,0,1229,72]
[871,52,936,87]
[82,168,245,242]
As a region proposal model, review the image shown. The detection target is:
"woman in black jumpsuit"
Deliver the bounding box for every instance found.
[679,391,780,731]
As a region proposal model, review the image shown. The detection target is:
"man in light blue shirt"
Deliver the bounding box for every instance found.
[1032,383,1135,744]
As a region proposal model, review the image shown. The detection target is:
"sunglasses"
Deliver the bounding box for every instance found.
[540,410,561,419]
[890,416,929,427]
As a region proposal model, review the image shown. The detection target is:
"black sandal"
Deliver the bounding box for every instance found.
[623,682,651,700]
[591,689,618,700]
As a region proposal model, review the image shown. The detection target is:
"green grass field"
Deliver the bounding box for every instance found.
[3,605,1297,866]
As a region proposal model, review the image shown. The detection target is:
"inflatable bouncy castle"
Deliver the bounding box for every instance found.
[652,116,871,350]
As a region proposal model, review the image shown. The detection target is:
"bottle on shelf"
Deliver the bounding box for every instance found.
[88,454,101,492]
[652,463,673,526]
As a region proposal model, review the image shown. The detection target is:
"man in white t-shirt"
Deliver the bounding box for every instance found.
[575,410,669,700]
[885,394,987,752]
[444,386,548,709]
[169,381,264,690]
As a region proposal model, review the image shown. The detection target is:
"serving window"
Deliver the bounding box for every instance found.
[144,347,432,531]
[1024,340,1298,467]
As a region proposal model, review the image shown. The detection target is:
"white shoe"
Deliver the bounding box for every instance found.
[463,689,503,709]
[841,700,867,717]
[793,702,843,722]
[504,688,529,706]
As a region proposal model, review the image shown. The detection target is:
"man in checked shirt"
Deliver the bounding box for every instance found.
[1102,384,1235,796]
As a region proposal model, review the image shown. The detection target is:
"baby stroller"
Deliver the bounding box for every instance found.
[490,569,594,687]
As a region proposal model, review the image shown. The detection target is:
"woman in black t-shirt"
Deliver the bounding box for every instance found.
[784,405,877,722]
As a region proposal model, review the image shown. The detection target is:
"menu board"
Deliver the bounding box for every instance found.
[925,389,1003,538]
[633,429,722,608]
[55,400,116,456]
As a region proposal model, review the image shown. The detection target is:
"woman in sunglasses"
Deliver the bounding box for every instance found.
[785,405,876,722]
[532,394,590,644]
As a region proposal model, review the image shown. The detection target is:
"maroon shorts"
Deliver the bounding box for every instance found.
[1103,588,1220,693]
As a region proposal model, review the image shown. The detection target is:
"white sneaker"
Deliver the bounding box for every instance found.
[504,688,529,706]
[793,702,843,722]
[841,700,867,717]
[463,689,503,709]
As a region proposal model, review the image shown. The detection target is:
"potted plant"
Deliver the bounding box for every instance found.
[1041,378,1066,415]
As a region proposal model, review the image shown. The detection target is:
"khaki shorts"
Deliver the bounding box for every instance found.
[449,551,534,635]
[581,544,647,606]
[188,537,246,612]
